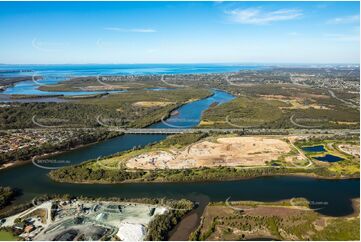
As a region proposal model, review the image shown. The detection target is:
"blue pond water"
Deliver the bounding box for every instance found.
[0,64,358,218]
[0,75,358,217]
[302,145,326,152]
[314,154,344,162]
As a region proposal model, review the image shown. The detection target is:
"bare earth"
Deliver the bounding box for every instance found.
[338,144,360,157]
[132,101,174,108]
[126,136,291,170]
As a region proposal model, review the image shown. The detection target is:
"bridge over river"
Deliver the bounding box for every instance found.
[108,128,360,135]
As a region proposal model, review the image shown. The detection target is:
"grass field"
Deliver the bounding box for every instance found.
[0,230,17,241]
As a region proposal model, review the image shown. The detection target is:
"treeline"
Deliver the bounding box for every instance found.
[146,199,194,240]
[155,132,208,149]
[0,186,15,209]
[49,162,145,183]
[0,130,119,164]
[49,163,323,184]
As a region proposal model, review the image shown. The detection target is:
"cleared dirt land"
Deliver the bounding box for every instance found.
[132,101,174,108]
[126,136,292,170]
[338,144,360,157]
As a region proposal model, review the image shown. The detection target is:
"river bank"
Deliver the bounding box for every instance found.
[0,88,358,223]
[0,131,123,171]
[47,167,359,185]
[0,89,217,171]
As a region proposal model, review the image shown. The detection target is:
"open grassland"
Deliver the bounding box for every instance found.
[0,230,18,241]
[49,133,359,184]
[0,88,211,129]
[190,198,360,241]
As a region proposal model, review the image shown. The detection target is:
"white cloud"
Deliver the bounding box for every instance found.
[327,15,360,24]
[225,8,303,25]
[105,27,157,33]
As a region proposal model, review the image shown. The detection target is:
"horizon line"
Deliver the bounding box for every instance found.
[0,62,359,66]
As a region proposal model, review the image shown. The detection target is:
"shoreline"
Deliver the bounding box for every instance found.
[0,133,124,172]
[0,89,215,171]
[47,171,360,185]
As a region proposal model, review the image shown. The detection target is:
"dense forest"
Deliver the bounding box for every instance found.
[0,88,211,129]
[49,161,338,184]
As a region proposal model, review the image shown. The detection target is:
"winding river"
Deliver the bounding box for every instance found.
[0,90,359,221]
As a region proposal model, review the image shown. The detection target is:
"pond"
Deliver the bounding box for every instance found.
[302,145,326,152]
[314,154,344,162]
[0,86,358,219]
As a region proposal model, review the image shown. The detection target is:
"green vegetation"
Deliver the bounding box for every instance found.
[49,160,324,184]
[295,136,360,177]
[0,202,33,219]
[0,229,18,241]
[200,83,359,129]
[313,217,360,241]
[0,88,211,129]
[49,132,360,184]
[0,187,15,209]
[156,133,208,149]
[96,132,208,168]
[10,94,63,99]
[200,96,286,128]
[194,199,360,241]
[37,75,168,92]
[146,199,194,240]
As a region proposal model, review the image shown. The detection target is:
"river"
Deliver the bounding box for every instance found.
[0,88,359,234]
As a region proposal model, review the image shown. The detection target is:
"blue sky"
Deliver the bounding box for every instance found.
[0,1,359,64]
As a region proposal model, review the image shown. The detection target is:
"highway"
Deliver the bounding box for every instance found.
[3,127,359,136]
[107,127,359,135]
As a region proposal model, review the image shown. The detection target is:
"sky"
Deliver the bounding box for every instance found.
[0,1,359,64]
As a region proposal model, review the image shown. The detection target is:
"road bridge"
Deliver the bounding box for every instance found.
[108,128,359,135]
